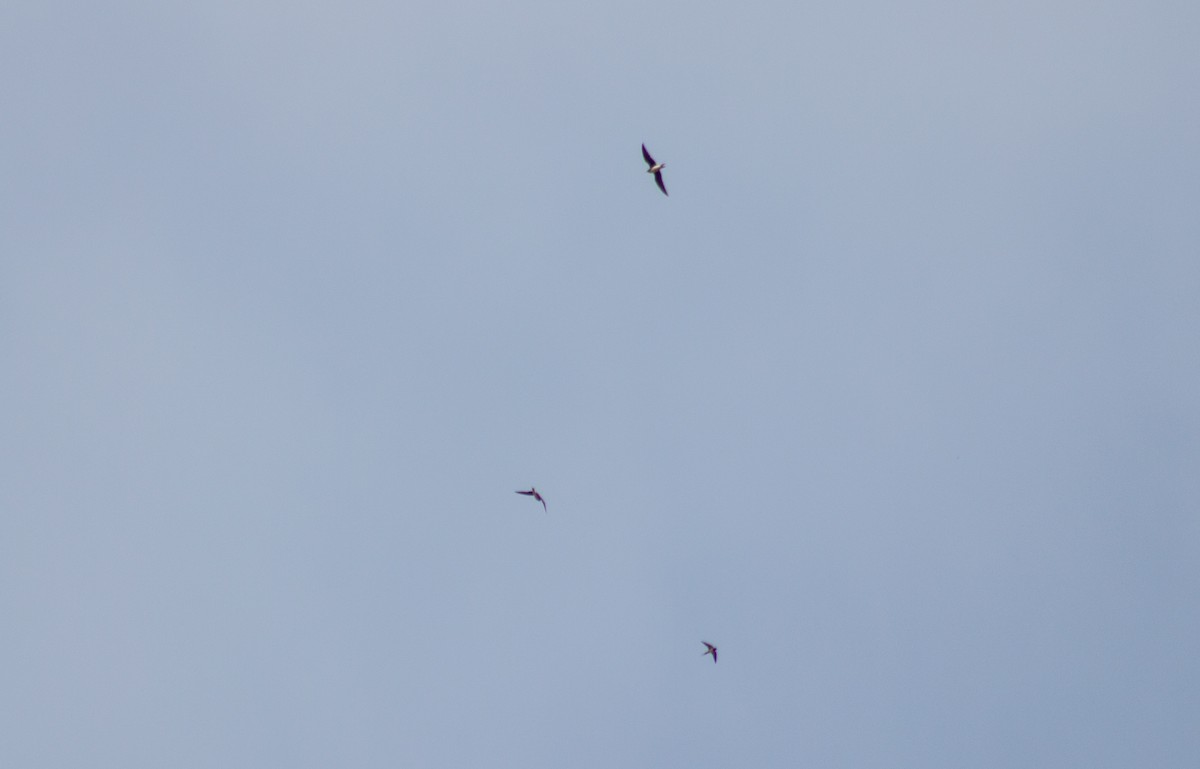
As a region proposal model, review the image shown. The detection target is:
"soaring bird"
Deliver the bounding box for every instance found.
[702,641,718,663]
[642,143,668,196]
[516,487,547,513]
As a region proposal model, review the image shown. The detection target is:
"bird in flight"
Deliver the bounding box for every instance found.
[516,487,547,513]
[642,143,668,196]
[702,641,718,663]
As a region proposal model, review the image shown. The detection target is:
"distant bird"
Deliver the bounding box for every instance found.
[702,641,718,663]
[516,487,547,513]
[642,143,668,196]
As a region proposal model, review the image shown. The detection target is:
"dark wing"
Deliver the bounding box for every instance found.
[654,171,668,196]
[712,648,717,663]
[539,496,547,513]
[642,143,656,168]
[516,490,534,496]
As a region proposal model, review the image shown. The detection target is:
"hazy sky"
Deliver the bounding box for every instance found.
[3,1,1198,767]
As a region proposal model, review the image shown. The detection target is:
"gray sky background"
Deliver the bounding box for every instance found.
[3,1,1198,767]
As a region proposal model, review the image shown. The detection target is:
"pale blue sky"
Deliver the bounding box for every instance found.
[3,1,1199,767]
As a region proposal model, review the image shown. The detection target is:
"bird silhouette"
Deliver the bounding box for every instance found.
[642,144,668,196]
[515,487,547,513]
[702,641,718,663]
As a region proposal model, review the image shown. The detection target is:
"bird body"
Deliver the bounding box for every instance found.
[702,641,718,663]
[516,487,547,512]
[642,144,668,196]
